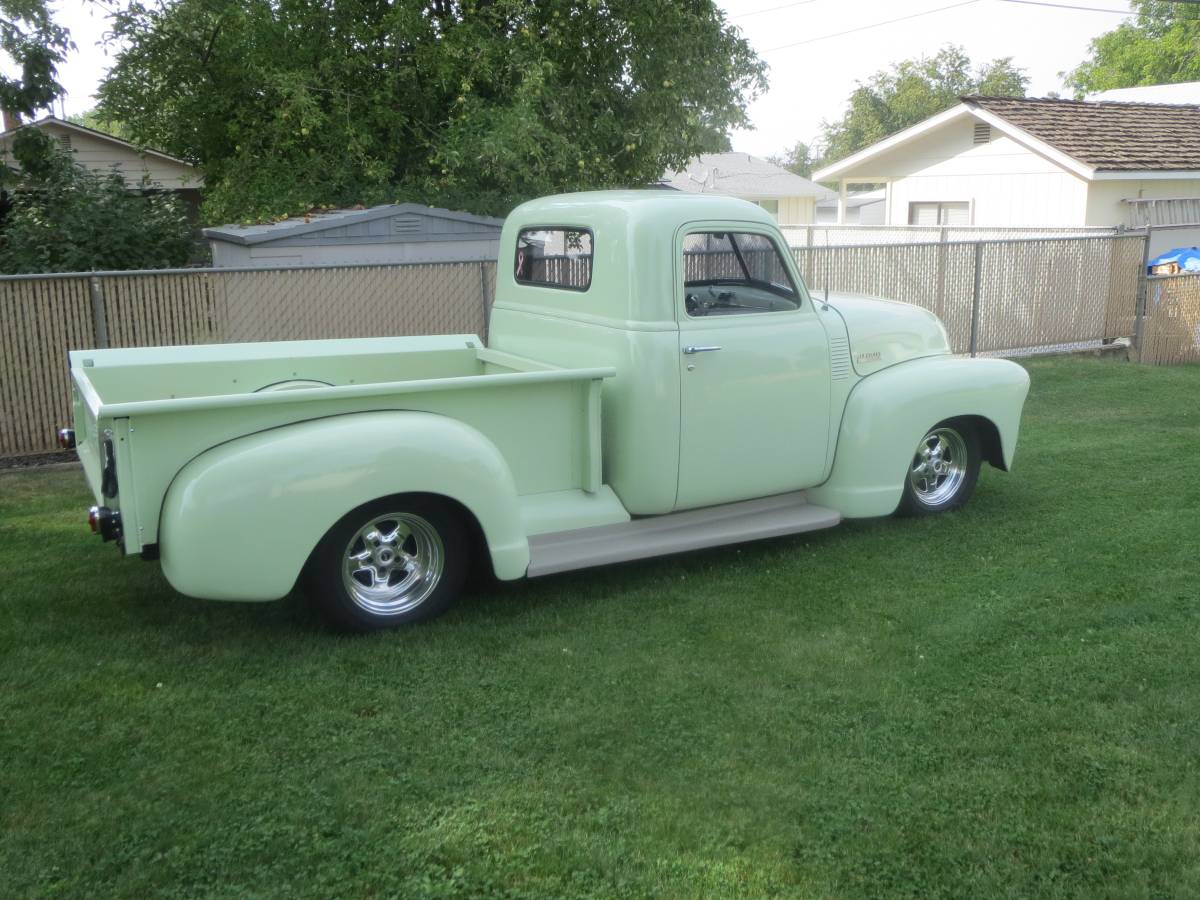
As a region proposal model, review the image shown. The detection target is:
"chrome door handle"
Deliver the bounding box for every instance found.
[682,345,722,355]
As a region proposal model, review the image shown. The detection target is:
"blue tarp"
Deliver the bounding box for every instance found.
[1148,247,1200,273]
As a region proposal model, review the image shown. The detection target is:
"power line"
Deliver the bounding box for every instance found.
[996,0,1135,13]
[761,0,981,52]
[730,0,821,19]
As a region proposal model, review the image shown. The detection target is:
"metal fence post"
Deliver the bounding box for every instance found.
[969,241,983,357]
[935,226,948,316]
[1132,225,1153,359]
[88,275,109,349]
[477,260,490,340]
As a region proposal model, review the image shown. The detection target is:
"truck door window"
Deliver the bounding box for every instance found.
[683,231,800,316]
[515,228,593,291]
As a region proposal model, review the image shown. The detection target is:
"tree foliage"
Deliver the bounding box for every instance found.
[0,0,70,117]
[813,45,1028,168]
[98,0,766,223]
[0,128,193,273]
[768,141,816,178]
[1064,1,1200,96]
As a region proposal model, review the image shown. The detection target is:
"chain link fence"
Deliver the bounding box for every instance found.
[781,224,1118,248]
[1,260,496,458]
[794,235,1145,356]
[1138,274,1200,365]
[0,229,1171,459]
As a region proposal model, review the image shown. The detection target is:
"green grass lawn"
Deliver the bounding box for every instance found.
[2,357,1198,899]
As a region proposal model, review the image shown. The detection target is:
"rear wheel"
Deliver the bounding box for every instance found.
[897,422,981,516]
[306,495,467,631]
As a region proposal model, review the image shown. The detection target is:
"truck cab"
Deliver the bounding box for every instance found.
[67,191,1030,631]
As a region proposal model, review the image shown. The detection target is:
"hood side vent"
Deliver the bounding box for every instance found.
[830,336,851,381]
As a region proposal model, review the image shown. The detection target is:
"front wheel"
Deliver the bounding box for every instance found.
[897,422,981,516]
[305,495,468,632]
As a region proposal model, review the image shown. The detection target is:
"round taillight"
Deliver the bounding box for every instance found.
[88,506,100,533]
[57,428,76,449]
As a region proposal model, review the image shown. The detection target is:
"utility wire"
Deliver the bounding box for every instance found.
[730,0,822,19]
[761,0,980,52]
[996,0,1135,14]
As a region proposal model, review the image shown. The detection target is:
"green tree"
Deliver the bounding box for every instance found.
[67,108,131,140]
[1064,1,1200,96]
[817,45,1027,167]
[0,128,193,273]
[0,1,70,117]
[97,0,765,224]
[768,141,816,178]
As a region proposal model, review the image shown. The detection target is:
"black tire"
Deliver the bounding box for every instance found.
[305,495,468,632]
[897,420,982,517]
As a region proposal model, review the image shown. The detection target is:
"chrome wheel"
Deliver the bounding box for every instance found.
[341,512,444,616]
[909,427,968,507]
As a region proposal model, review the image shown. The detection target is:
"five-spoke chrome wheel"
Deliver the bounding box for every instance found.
[341,512,444,616]
[909,427,969,506]
[308,495,467,631]
[896,420,984,518]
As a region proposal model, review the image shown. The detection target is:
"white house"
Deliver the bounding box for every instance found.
[659,152,835,224]
[1086,81,1200,104]
[815,189,885,225]
[811,96,1200,229]
[0,115,203,207]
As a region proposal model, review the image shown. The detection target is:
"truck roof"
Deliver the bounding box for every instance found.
[496,190,788,327]
[507,189,776,231]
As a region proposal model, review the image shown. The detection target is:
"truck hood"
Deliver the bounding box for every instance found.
[820,291,951,376]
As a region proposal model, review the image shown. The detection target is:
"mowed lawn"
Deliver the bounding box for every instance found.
[1,356,1198,899]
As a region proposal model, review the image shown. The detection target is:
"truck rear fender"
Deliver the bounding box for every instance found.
[807,357,1030,518]
[159,411,528,601]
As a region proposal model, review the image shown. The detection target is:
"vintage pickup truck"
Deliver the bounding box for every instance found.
[64,191,1029,630]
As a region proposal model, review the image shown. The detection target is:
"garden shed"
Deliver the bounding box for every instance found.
[204,204,505,268]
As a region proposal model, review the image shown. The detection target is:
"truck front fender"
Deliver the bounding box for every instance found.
[159,411,528,601]
[808,357,1030,518]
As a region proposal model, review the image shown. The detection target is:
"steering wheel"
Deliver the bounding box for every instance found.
[685,293,701,316]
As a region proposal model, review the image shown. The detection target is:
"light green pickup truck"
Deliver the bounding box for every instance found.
[65,191,1030,630]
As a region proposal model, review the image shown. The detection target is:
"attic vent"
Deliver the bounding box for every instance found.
[390,215,422,235]
[58,134,72,151]
[973,123,991,144]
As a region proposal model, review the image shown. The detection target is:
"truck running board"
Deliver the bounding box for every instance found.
[525,491,841,578]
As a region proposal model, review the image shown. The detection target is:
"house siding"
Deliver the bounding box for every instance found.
[0,122,200,190]
[879,124,1088,226]
[777,196,815,225]
[1084,179,1200,227]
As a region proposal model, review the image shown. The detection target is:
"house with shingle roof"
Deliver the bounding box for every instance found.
[811,96,1200,229]
[658,152,835,225]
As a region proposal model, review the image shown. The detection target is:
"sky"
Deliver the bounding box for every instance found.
[22,0,1133,158]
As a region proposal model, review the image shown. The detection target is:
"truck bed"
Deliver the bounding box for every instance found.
[70,334,617,554]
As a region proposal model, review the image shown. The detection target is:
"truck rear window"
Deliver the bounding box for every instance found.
[515,228,593,291]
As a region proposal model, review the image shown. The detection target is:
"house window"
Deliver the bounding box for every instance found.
[514,227,593,291]
[973,123,991,144]
[908,201,971,226]
[682,231,800,317]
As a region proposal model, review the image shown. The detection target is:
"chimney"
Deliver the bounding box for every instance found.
[2,109,22,132]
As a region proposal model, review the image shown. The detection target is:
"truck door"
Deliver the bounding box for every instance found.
[675,227,831,510]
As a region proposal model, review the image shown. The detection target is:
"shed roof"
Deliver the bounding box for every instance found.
[659,153,835,200]
[963,95,1200,172]
[204,203,505,246]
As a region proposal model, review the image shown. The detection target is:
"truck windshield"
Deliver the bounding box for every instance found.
[683,231,800,317]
